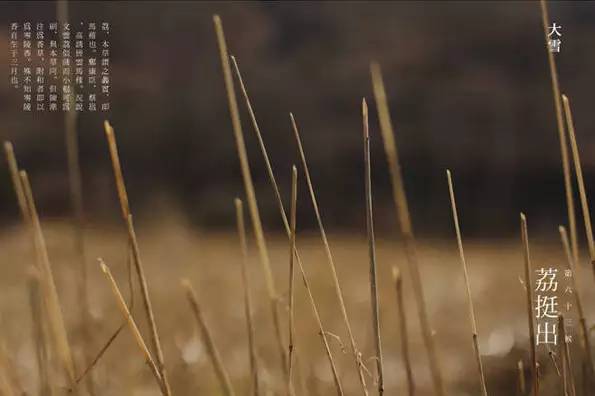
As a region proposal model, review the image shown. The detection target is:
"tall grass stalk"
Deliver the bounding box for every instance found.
[182,280,236,396]
[230,55,343,395]
[20,170,79,394]
[291,113,369,395]
[363,98,384,395]
[126,214,173,396]
[446,170,488,395]
[392,267,414,396]
[104,120,173,395]
[234,198,260,396]
[212,15,287,374]
[287,166,298,394]
[539,0,578,265]
[370,62,444,396]
[99,259,166,394]
[561,95,595,280]
[520,213,538,396]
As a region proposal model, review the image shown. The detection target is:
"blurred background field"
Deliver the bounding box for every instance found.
[2,218,594,395]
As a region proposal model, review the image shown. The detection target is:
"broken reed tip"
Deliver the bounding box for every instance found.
[561,93,569,103]
[234,197,242,207]
[213,14,221,25]
[229,55,236,62]
[362,97,368,113]
[446,169,451,178]
[3,141,13,152]
[520,212,526,222]
[559,225,565,233]
[292,164,297,174]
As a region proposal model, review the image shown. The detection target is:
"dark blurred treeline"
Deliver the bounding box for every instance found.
[1,1,595,238]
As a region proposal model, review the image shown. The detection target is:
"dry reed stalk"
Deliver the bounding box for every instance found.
[126,214,173,396]
[19,171,80,394]
[73,121,138,382]
[4,143,53,394]
[99,259,166,394]
[370,62,444,396]
[558,315,577,396]
[559,226,594,376]
[363,98,384,395]
[212,15,287,374]
[290,113,369,395]
[287,166,298,394]
[234,198,260,396]
[520,213,538,396]
[538,0,578,265]
[517,360,526,395]
[28,269,52,396]
[103,120,135,306]
[392,267,414,396]
[230,54,343,396]
[104,121,174,395]
[561,95,595,280]
[446,170,488,395]
[181,279,236,396]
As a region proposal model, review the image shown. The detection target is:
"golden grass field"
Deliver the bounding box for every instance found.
[1,215,593,395]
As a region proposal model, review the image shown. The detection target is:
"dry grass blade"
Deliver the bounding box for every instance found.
[103,120,135,303]
[290,113,369,395]
[212,15,287,374]
[182,279,236,396]
[81,121,136,380]
[558,226,594,376]
[234,198,260,396]
[28,269,52,396]
[4,145,52,394]
[19,171,79,393]
[539,0,578,265]
[446,170,488,395]
[288,166,298,394]
[561,95,595,279]
[520,213,538,396]
[104,121,175,394]
[230,55,343,395]
[126,214,173,396]
[363,98,384,395]
[392,267,414,396]
[370,61,444,396]
[99,259,166,394]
